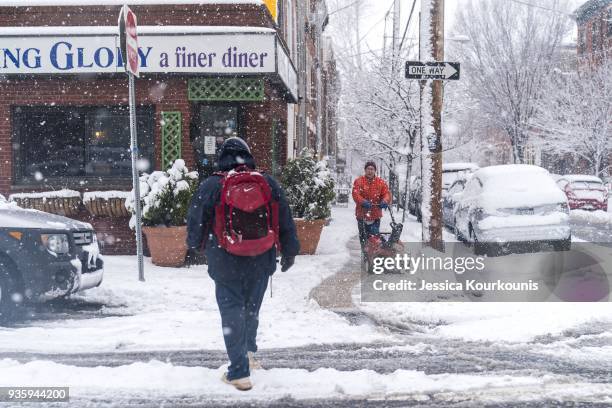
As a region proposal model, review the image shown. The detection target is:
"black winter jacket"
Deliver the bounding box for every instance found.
[186,166,299,282]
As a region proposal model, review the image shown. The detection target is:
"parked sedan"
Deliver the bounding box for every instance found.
[408,163,479,222]
[454,165,571,255]
[442,174,472,231]
[556,175,608,211]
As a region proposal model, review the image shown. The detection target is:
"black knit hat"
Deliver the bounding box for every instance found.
[364,161,377,171]
[217,137,255,171]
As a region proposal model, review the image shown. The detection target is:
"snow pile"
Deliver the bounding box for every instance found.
[357,300,612,343]
[0,205,386,353]
[0,358,586,402]
[9,189,81,201]
[571,209,612,225]
[83,191,131,203]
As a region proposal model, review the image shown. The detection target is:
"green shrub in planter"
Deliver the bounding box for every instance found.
[280,150,335,221]
[126,159,199,228]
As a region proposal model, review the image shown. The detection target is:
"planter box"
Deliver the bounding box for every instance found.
[294,218,326,255]
[143,226,188,267]
[11,195,82,217]
[84,196,130,218]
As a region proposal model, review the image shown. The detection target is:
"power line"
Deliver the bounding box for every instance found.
[354,2,395,47]
[398,0,418,51]
[329,0,362,16]
[507,0,574,17]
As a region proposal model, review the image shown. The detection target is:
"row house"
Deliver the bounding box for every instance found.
[0,0,338,254]
[576,0,611,65]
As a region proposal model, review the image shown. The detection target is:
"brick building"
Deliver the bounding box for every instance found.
[0,0,338,254]
[576,0,611,65]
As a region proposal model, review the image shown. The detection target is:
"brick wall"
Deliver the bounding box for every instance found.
[0,4,271,28]
[0,3,291,255]
[0,74,287,254]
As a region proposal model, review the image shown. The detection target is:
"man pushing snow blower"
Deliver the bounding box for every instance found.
[352,161,393,251]
[352,161,404,273]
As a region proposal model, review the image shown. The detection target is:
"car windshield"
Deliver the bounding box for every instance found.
[569,181,604,190]
[442,170,472,187]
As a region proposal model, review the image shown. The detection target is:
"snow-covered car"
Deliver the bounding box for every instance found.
[442,162,480,192]
[556,175,608,211]
[454,165,571,255]
[0,196,103,322]
[407,176,422,221]
[408,163,479,222]
[442,174,472,230]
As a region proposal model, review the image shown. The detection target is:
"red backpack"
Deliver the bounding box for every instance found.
[213,166,280,256]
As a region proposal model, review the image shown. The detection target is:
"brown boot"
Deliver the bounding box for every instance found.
[221,372,252,391]
[248,351,262,370]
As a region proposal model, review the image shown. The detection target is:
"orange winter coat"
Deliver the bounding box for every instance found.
[352,176,392,221]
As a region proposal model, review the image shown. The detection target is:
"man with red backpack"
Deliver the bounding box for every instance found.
[187,137,299,391]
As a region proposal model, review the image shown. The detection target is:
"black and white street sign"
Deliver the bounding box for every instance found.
[405,61,460,80]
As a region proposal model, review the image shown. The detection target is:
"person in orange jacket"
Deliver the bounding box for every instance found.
[352,161,392,250]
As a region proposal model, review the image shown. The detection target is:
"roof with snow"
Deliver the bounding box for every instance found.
[442,162,480,172]
[0,26,275,35]
[559,174,604,183]
[574,0,611,23]
[0,0,262,6]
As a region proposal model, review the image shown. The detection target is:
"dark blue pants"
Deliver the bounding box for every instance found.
[357,218,381,250]
[214,271,269,380]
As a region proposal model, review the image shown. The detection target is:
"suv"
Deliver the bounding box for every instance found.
[0,197,103,322]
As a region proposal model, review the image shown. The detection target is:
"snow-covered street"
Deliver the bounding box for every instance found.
[2,205,612,406]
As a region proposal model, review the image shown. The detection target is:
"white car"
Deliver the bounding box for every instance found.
[454,165,571,255]
[442,162,480,193]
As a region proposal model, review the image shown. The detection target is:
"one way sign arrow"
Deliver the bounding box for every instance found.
[405,61,460,80]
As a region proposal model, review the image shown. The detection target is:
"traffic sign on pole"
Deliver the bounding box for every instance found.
[119,5,145,281]
[119,4,139,77]
[405,61,460,80]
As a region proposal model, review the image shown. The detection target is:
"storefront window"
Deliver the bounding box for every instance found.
[12,105,155,185]
[191,104,240,178]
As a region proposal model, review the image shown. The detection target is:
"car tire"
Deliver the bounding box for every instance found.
[0,268,22,325]
[471,226,488,256]
[553,238,571,252]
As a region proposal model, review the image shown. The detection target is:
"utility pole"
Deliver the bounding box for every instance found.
[391,0,401,73]
[355,0,362,70]
[420,0,444,250]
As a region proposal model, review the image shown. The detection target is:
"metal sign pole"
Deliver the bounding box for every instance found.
[128,72,145,281]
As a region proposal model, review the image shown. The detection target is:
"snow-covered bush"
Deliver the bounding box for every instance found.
[126,159,199,228]
[280,150,335,220]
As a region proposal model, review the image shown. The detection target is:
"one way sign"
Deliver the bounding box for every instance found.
[405,61,460,80]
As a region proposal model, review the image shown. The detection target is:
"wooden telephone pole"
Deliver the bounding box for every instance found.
[421,0,444,250]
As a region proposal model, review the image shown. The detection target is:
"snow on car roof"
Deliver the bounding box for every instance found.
[474,164,549,182]
[472,165,566,210]
[0,26,275,36]
[1,0,262,6]
[442,162,479,172]
[560,174,603,183]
